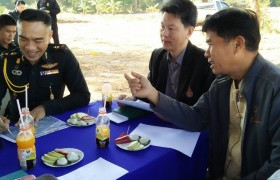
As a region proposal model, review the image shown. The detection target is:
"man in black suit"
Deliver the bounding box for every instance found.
[120,0,214,106]
[148,0,214,105]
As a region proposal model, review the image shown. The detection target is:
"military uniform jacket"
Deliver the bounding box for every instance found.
[148,41,215,105]
[8,10,20,21]
[0,43,17,56]
[0,44,90,122]
[37,0,60,30]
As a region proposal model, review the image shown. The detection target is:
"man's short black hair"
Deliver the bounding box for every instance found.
[18,9,51,27]
[160,0,197,27]
[0,14,16,30]
[15,0,25,5]
[202,8,260,51]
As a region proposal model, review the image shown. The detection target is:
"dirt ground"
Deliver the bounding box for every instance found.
[57,11,280,102]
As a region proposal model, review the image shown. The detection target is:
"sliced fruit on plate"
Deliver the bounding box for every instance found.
[48,151,65,158]
[67,152,80,162]
[139,137,151,146]
[56,157,68,166]
[42,156,56,165]
[81,115,95,121]
[129,134,140,141]
[55,148,68,156]
[75,112,88,119]
[115,132,131,144]
[43,154,59,161]
[127,141,144,151]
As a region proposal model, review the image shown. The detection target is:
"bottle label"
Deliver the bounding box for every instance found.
[18,147,36,161]
[102,93,112,102]
[96,125,110,141]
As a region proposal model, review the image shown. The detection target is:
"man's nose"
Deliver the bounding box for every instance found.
[25,42,36,50]
[204,48,210,58]
[161,28,169,37]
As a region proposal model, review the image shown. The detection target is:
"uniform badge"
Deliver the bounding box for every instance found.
[186,86,194,98]
[41,63,58,69]
[12,69,22,76]
[47,3,49,6]
[40,69,59,76]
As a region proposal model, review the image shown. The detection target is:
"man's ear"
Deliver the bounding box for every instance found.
[185,26,194,39]
[235,36,245,50]
[49,30,53,42]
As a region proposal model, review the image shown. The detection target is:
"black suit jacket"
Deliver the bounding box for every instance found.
[148,41,215,106]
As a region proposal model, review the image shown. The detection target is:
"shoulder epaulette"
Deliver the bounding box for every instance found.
[3,50,21,57]
[48,44,69,51]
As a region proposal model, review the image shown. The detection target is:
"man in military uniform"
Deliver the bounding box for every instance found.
[37,0,60,44]
[0,14,17,119]
[9,0,26,45]
[0,9,90,127]
[0,14,17,55]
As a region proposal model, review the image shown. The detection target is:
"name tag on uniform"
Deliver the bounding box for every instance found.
[40,69,59,76]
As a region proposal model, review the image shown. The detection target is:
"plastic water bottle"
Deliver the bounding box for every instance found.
[101,82,112,109]
[16,123,36,170]
[96,107,110,148]
[21,107,35,135]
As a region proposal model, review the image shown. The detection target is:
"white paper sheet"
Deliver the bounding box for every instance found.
[115,99,153,112]
[107,112,128,124]
[130,123,200,157]
[268,169,280,180]
[58,157,128,180]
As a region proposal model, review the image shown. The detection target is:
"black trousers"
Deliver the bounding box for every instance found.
[52,28,60,44]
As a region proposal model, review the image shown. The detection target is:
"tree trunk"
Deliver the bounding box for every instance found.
[251,0,260,18]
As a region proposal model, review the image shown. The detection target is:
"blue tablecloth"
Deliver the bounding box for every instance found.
[0,101,209,180]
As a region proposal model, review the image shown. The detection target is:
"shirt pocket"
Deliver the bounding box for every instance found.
[38,72,63,99]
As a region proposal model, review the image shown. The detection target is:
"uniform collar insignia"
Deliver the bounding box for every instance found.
[16,58,21,64]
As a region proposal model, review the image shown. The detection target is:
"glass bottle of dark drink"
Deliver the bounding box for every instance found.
[96,107,110,148]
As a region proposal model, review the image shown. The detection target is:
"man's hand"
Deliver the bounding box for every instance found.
[124,71,159,105]
[0,116,10,133]
[117,94,135,107]
[30,105,46,125]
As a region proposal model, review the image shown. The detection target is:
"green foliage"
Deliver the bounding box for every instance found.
[77,0,91,14]
[0,5,7,14]
[106,0,122,14]
[58,0,161,14]
[224,0,278,33]
[146,3,159,12]
[270,0,280,6]
[0,0,161,14]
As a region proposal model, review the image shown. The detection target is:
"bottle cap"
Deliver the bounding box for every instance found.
[98,107,107,114]
[19,122,29,131]
[21,107,30,114]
